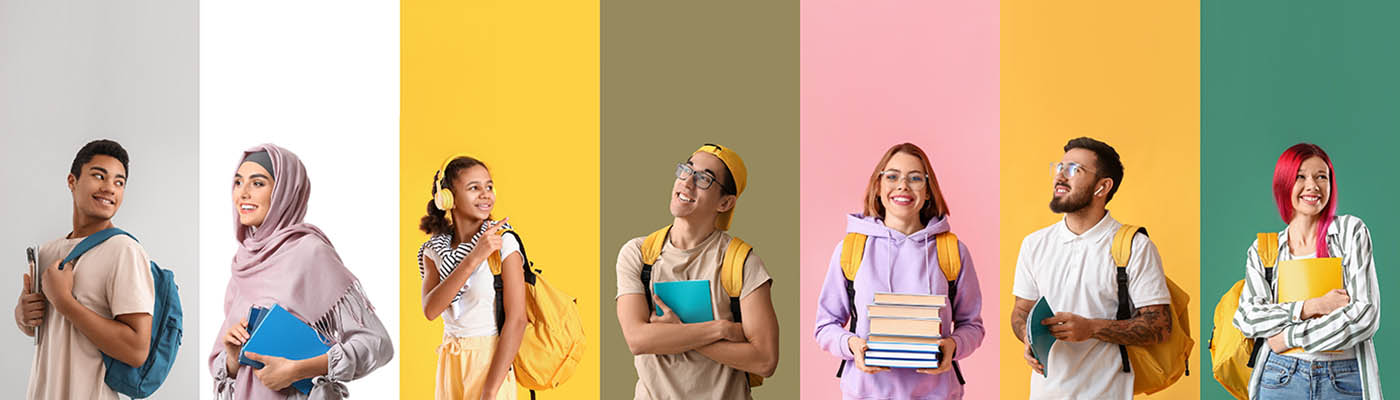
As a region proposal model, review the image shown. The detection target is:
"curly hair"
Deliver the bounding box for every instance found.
[419,156,488,235]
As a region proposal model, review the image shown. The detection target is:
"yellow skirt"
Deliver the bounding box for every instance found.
[436,335,518,400]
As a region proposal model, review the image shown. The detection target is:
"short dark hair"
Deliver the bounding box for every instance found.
[70,139,130,178]
[716,162,738,196]
[689,150,738,196]
[1063,137,1124,202]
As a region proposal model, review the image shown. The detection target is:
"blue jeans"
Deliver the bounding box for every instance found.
[1256,352,1363,400]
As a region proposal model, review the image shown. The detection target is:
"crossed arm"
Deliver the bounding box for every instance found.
[616,281,780,377]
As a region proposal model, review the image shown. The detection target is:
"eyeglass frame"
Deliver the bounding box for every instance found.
[675,162,721,190]
[877,169,929,189]
[1051,162,1099,180]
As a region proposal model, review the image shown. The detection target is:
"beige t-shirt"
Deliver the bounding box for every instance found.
[615,230,772,400]
[27,234,154,400]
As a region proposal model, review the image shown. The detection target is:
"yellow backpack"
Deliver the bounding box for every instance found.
[488,230,587,397]
[1110,225,1194,395]
[639,225,764,388]
[836,232,965,384]
[1208,232,1279,400]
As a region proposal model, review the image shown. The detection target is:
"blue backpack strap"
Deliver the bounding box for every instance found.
[61,228,135,269]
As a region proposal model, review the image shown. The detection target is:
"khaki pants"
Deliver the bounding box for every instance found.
[436,335,518,400]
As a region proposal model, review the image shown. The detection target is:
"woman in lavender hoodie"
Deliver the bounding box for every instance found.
[814,143,985,400]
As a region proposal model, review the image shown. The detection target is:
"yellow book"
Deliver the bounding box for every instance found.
[1276,257,1343,354]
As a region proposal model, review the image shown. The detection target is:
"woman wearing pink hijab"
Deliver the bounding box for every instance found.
[209,144,394,399]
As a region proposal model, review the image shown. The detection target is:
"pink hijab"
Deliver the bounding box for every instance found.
[209,144,358,398]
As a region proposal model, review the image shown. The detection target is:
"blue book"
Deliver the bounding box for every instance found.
[864,357,939,369]
[239,304,331,394]
[236,306,270,367]
[652,280,714,323]
[1027,297,1057,377]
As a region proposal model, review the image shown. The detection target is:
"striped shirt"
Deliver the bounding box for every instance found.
[1232,214,1383,400]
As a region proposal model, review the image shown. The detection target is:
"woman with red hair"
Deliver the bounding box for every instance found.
[1232,143,1381,400]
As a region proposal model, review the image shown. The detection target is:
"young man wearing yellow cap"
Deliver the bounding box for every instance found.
[614,144,780,399]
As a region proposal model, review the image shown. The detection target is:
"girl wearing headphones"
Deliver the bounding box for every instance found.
[417,155,527,400]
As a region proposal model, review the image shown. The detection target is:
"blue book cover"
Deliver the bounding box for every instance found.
[237,306,270,368]
[864,357,939,369]
[864,350,940,360]
[239,304,330,394]
[1027,297,1056,377]
[652,280,714,323]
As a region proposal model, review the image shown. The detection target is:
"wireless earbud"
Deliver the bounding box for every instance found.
[1094,186,1104,196]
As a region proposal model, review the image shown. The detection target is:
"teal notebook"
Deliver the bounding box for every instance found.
[239,304,330,394]
[1027,297,1056,377]
[652,280,714,323]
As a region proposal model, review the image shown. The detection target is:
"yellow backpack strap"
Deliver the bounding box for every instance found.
[641,225,671,266]
[1111,224,1147,373]
[720,236,763,388]
[640,225,672,317]
[935,232,962,283]
[488,228,515,275]
[835,233,867,379]
[1112,224,1146,268]
[840,233,867,281]
[721,237,752,300]
[934,232,967,385]
[1247,231,1281,368]
[1257,232,1279,269]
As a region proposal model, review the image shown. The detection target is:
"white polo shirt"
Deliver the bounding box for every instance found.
[1012,212,1171,400]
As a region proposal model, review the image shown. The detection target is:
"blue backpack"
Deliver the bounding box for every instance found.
[61,227,183,399]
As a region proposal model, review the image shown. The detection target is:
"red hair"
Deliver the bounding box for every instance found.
[1272,143,1336,257]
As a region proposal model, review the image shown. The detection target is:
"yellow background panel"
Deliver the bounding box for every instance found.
[401,0,599,398]
[1001,0,1199,398]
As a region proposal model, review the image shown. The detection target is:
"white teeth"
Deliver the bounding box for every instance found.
[241,205,255,210]
[678,193,694,202]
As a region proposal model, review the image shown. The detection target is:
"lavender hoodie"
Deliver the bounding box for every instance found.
[814,214,985,400]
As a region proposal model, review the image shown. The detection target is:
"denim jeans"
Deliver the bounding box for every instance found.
[1256,352,1363,400]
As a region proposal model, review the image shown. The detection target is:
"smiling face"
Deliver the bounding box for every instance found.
[1290,156,1331,221]
[670,152,734,222]
[450,164,494,222]
[68,155,126,222]
[1048,148,1106,214]
[233,161,275,228]
[877,152,929,223]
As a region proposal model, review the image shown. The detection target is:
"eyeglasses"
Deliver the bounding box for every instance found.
[676,163,719,190]
[1051,162,1097,179]
[878,170,927,189]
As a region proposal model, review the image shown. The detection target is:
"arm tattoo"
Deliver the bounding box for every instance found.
[1093,304,1172,346]
[1010,306,1030,343]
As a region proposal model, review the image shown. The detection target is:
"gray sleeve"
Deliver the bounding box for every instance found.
[325,295,395,382]
[211,350,236,399]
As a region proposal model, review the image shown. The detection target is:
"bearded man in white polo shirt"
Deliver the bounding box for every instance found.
[1009,137,1173,399]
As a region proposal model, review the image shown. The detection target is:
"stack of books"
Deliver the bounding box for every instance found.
[863,292,944,369]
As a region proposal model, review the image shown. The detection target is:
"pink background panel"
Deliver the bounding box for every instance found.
[799,0,999,399]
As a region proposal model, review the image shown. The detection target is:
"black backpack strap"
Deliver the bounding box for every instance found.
[494,231,535,331]
[1111,225,1146,374]
[947,274,966,385]
[836,276,857,378]
[641,263,655,316]
[1246,266,1275,368]
[1115,264,1133,373]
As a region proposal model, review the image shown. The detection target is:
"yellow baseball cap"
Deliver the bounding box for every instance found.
[693,143,747,231]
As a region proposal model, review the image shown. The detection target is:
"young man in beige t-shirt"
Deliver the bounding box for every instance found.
[12,140,155,400]
[615,144,780,399]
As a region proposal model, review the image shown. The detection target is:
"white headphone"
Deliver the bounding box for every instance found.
[1095,186,1104,196]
